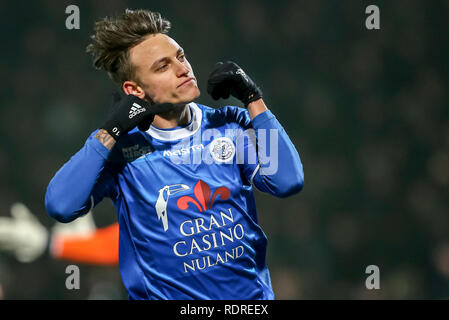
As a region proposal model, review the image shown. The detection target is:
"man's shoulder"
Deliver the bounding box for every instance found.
[196,102,251,128]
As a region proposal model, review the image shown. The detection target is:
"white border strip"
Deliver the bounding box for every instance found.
[250,164,261,185]
[147,103,202,141]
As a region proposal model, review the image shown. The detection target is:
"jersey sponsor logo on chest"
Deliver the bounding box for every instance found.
[163,143,204,157]
[154,179,247,274]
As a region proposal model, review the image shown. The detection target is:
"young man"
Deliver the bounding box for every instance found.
[45,9,304,300]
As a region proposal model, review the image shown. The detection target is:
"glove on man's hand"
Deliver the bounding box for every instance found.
[102,93,175,139]
[207,61,262,107]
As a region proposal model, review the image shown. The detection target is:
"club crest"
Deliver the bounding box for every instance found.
[209,137,235,163]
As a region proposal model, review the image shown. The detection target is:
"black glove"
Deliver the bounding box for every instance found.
[207,61,262,107]
[102,92,174,139]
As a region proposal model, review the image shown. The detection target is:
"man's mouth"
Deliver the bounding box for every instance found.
[177,77,195,88]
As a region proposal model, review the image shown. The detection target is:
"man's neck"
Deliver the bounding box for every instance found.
[151,104,191,129]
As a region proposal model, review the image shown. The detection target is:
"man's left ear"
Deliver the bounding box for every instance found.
[123,81,145,99]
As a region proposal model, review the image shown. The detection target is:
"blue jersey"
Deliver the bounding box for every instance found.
[45,103,304,300]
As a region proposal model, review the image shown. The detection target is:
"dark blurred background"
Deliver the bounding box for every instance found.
[0,0,448,299]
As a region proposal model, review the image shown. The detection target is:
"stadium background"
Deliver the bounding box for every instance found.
[0,0,448,299]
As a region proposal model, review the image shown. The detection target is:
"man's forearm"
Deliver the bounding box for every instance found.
[45,130,113,223]
[94,129,116,150]
[247,98,268,120]
[250,109,304,198]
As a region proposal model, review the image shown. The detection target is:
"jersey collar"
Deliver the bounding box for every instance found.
[146,102,202,141]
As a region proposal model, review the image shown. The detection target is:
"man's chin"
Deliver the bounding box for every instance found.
[149,90,200,110]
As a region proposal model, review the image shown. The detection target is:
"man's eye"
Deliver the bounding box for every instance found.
[158,64,168,71]
[178,54,185,61]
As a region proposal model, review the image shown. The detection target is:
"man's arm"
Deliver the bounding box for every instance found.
[45,94,174,223]
[248,105,304,197]
[247,98,268,120]
[208,61,304,197]
[45,130,115,223]
[94,129,116,150]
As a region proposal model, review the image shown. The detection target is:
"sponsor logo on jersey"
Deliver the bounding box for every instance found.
[163,144,204,157]
[176,179,230,213]
[155,179,246,274]
[155,184,191,231]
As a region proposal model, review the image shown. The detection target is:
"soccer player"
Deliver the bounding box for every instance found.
[45,9,304,300]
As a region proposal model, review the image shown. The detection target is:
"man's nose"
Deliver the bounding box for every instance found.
[175,60,190,77]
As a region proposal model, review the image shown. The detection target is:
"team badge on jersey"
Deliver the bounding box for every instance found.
[209,137,235,163]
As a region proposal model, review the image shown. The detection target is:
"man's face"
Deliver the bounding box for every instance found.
[129,33,200,105]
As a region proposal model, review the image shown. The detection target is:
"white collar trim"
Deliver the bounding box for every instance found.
[146,102,202,141]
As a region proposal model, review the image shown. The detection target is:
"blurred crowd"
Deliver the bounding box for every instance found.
[0,0,447,299]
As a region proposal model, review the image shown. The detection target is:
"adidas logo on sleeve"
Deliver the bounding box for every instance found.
[129,103,146,119]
